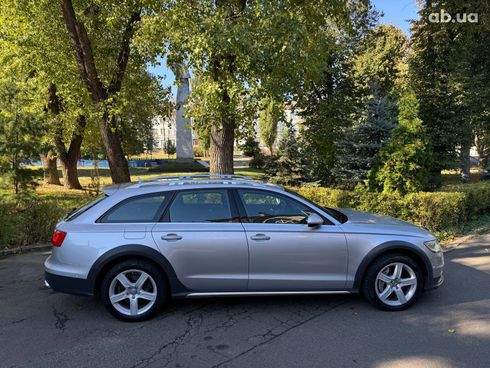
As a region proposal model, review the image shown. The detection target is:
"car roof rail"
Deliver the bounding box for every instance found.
[128,174,257,188]
[137,174,253,183]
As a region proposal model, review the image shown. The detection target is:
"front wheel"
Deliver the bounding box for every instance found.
[361,254,423,311]
[100,259,168,321]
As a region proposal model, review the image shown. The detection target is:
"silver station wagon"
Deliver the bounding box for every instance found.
[45,175,444,321]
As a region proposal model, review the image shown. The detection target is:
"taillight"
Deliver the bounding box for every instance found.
[51,229,67,247]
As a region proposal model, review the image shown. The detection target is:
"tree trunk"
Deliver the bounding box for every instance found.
[460,140,472,183]
[49,84,84,189]
[40,152,61,185]
[60,0,138,184]
[209,119,235,174]
[99,114,131,183]
[429,168,442,190]
[59,153,81,189]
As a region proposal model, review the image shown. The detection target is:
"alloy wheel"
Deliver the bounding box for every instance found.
[108,269,157,316]
[375,262,418,306]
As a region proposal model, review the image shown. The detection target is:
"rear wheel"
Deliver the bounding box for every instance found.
[100,259,167,321]
[362,254,423,311]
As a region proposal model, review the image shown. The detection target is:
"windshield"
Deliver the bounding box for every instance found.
[285,188,348,224]
[65,195,107,221]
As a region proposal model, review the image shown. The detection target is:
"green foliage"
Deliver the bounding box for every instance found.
[138,1,354,171]
[409,1,470,181]
[334,82,396,187]
[163,139,176,155]
[239,136,265,169]
[292,182,490,236]
[258,98,283,154]
[240,137,261,158]
[265,125,310,186]
[352,24,408,98]
[367,90,431,194]
[0,193,87,249]
[0,78,43,193]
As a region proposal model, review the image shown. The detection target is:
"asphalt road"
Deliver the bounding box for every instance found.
[1,234,489,368]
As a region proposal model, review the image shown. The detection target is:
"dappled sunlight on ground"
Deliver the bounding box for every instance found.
[375,356,453,368]
[452,254,490,272]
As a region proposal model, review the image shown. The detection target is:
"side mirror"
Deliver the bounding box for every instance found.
[307,213,324,227]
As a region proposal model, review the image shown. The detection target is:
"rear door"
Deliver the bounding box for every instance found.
[235,188,347,291]
[152,188,249,291]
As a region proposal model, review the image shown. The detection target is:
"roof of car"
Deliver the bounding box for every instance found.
[102,174,284,195]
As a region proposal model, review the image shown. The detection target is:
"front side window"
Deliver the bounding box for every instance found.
[168,189,234,223]
[100,194,166,223]
[238,190,316,224]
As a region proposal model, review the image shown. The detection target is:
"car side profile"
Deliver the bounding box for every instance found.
[45,175,444,321]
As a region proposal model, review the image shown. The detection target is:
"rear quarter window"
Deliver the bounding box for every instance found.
[98,193,167,223]
[65,195,107,221]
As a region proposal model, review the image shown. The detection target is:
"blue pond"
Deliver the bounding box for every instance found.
[30,159,166,168]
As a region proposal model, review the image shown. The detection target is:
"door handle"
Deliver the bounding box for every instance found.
[250,234,270,241]
[161,233,183,241]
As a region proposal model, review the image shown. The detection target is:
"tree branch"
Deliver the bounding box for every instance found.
[108,11,142,94]
[60,0,107,102]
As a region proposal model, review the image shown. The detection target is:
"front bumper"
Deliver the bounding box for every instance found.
[45,271,94,296]
[425,272,444,291]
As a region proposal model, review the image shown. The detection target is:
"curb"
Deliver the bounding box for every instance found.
[0,243,52,258]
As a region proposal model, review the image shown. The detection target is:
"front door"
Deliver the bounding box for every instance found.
[152,188,248,291]
[235,189,348,291]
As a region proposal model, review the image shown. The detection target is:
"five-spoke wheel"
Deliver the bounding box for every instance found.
[362,254,423,311]
[101,259,167,321]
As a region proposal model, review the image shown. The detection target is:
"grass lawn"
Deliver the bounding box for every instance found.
[0,165,266,204]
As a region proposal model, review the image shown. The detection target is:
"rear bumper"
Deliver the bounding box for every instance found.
[45,271,94,296]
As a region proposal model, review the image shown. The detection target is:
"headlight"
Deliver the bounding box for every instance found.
[424,240,442,253]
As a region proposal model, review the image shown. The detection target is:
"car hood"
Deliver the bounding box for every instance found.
[338,208,414,226]
[336,208,433,237]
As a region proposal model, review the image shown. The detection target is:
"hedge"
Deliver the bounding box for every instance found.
[1,182,489,249]
[0,194,86,249]
[292,182,490,234]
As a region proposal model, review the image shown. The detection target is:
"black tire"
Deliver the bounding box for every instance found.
[100,259,168,321]
[361,253,423,311]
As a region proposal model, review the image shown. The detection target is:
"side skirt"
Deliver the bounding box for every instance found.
[172,290,356,298]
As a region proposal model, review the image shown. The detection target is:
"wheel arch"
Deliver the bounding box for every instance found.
[353,241,433,291]
[87,244,189,296]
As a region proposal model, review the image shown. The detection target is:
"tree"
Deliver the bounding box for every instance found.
[449,0,490,179]
[409,0,465,187]
[299,6,402,185]
[352,24,408,99]
[140,1,354,174]
[334,82,396,187]
[0,80,42,194]
[258,98,283,155]
[265,124,310,186]
[367,90,431,194]
[59,0,143,183]
[163,139,176,156]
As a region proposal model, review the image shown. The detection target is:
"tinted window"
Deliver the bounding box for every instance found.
[101,194,166,223]
[66,195,107,221]
[238,190,315,224]
[168,190,233,223]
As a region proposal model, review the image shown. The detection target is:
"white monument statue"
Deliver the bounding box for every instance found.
[173,65,194,161]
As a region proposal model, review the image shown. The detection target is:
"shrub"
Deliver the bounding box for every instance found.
[0,194,86,250]
[240,137,261,158]
[289,182,490,236]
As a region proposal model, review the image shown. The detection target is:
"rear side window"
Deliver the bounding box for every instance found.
[99,193,167,223]
[167,190,234,223]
